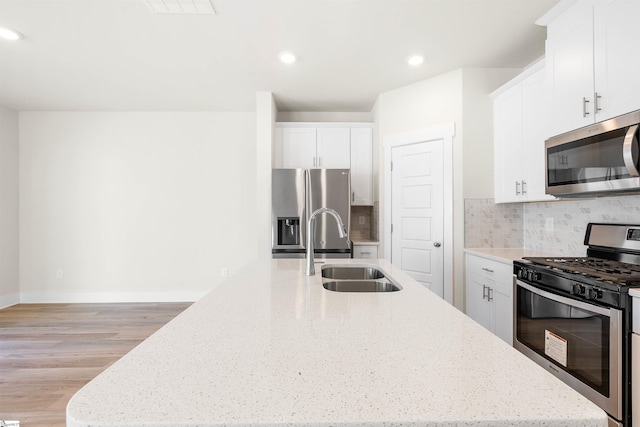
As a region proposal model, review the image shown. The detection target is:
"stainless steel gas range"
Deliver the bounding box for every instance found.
[514,223,640,427]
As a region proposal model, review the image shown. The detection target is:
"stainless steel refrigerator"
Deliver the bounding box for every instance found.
[272,169,351,258]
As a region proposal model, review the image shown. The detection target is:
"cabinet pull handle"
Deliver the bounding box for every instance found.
[318,156,322,167]
[595,92,602,113]
[352,191,355,202]
[521,180,527,195]
[515,181,521,195]
[487,287,494,302]
[482,285,487,300]
[313,156,316,167]
[623,124,640,177]
[481,267,494,273]
[583,97,590,117]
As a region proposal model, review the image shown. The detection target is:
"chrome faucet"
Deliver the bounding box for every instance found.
[305,207,348,276]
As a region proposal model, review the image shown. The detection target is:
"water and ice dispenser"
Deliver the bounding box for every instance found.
[277,217,300,246]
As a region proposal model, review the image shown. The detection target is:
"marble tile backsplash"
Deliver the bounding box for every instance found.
[465,195,640,256]
[464,199,524,248]
[524,195,640,256]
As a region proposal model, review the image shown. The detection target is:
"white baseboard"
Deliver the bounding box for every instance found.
[18,291,208,304]
[0,293,20,309]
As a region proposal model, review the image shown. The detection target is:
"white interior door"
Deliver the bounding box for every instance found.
[391,140,444,298]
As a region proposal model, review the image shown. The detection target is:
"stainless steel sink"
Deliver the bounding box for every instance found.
[320,265,402,292]
[321,266,385,280]
[323,280,401,292]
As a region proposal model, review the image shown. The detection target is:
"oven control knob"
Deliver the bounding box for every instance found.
[586,288,602,300]
[527,271,539,282]
[571,284,584,295]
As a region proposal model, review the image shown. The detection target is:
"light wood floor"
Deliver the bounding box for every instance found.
[0,302,191,427]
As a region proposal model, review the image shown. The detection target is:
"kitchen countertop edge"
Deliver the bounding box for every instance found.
[465,247,560,264]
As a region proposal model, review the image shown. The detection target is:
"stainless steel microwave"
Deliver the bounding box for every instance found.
[545,110,640,197]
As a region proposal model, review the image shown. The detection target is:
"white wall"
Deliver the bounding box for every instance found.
[256,92,277,258]
[0,107,19,308]
[376,69,464,309]
[276,111,373,122]
[19,111,256,302]
[376,68,518,310]
[462,68,521,198]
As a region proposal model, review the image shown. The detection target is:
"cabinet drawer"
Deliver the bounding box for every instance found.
[466,254,513,296]
[353,245,378,259]
[466,254,512,279]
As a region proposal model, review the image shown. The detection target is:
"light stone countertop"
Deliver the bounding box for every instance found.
[465,247,561,264]
[66,258,607,427]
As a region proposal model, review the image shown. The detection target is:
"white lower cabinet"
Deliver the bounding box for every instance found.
[353,244,378,259]
[465,253,513,345]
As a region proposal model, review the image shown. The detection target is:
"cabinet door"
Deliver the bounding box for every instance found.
[546,0,595,136]
[492,286,513,346]
[466,273,493,332]
[521,68,555,202]
[316,128,350,168]
[594,0,640,122]
[350,128,373,205]
[282,128,316,169]
[493,84,523,203]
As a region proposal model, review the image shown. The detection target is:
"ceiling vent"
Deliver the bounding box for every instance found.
[145,0,215,14]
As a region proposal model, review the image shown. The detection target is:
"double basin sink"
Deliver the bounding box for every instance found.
[320,265,402,292]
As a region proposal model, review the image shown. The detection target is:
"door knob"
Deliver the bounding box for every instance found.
[433,242,441,248]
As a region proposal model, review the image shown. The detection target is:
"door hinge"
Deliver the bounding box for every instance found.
[391,224,394,233]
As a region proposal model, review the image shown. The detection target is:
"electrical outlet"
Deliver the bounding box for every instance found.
[545,217,554,232]
[221,267,228,278]
[56,269,64,279]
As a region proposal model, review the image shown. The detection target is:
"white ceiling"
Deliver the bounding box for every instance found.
[0,0,558,112]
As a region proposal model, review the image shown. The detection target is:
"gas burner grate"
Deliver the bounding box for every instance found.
[523,257,640,284]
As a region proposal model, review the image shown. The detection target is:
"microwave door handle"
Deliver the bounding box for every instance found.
[623,124,640,177]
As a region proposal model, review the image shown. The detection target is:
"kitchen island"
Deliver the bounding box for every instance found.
[67,259,607,427]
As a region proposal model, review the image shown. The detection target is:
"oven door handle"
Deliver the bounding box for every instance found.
[516,280,612,317]
[623,124,640,177]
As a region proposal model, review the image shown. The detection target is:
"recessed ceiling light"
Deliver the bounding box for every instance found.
[408,55,424,66]
[0,26,23,41]
[279,52,296,64]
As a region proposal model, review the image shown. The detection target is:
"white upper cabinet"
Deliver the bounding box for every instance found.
[493,62,555,203]
[281,128,316,169]
[277,125,351,169]
[275,122,374,205]
[316,128,351,169]
[521,68,554,202]
[494,83,523,203]
[545,0,594,136]
[545,0,640,136]
[593,0,640,121]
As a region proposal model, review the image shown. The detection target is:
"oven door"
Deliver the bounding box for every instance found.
[514,280,623,423]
